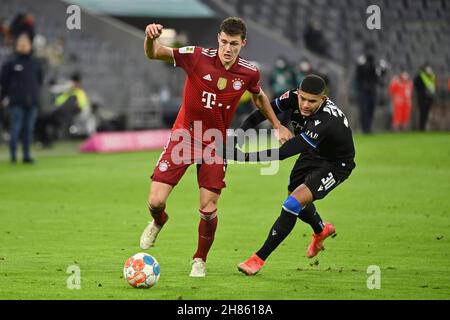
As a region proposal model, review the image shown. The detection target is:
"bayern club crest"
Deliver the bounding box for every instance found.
[232,78,244,90]
[158,160,170,172]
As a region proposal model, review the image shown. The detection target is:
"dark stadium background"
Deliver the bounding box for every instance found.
[1,0,448,142]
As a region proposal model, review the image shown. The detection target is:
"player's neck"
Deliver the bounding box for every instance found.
[219,56,237,70]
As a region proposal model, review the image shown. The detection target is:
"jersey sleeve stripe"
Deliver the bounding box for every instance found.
[300,132,317,149]
[201,52,217,57]
[201,49,217,57]
[237,62,257,71]
[275,98,283,112]
[238,59,257,68]
[202,49,217,55]
[172,48,178,67]
[238,58,253,65]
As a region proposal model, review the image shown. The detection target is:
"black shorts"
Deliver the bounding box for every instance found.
[288,157,355,200]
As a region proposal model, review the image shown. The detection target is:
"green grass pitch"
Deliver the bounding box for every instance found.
[0,132,449,300]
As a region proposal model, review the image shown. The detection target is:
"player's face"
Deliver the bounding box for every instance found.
[217,32,246,66]
[15,34,32,55]
[298,90,326,117]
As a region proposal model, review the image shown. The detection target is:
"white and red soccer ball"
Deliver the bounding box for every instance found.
[123,253,160,288]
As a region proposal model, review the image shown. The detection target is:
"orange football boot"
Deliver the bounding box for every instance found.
[306,223,336,258]
[238,253,265,276]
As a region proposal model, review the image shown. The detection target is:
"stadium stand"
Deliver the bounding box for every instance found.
[0,0,448,133]
[0,0,180,131]
[220,0,450,77]
[205,0,450,130]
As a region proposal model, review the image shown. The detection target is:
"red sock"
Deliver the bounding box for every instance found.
[193,209,218,261]
[149,206,168,226]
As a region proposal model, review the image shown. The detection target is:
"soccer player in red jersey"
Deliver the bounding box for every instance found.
[140,17,293,277]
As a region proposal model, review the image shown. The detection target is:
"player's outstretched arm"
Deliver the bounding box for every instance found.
[226,134,308,162]
[239,95,284,131]
[251,89,293,144]
[144,23,174,64]
[239,109,266,131]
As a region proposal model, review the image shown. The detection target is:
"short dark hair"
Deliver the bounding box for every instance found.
[219,17,247,40]
[71,72,81,83]
[299,74,326,95]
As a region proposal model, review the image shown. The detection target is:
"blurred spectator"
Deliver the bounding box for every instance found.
[0,17,11,45]
[303,19,328,57]
[354,54,386,134]
[35,72,89,147]
[316,64,331,96]
[10,13,35,41]
[269,56,295,126]
[32,34,47,60]
[93,102,126,132]
[269,56,295,98]
[0,33,43,163]
[32,34,51,79]
[46,37,65,68]
[292,58,312,86]
[388,71,413,131]
[413,63,436,131]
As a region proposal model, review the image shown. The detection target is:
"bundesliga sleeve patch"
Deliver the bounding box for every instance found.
[279,91,290,100]
[179,46,195,54]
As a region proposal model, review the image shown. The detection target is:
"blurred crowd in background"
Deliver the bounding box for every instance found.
[265,53,440,135]
[0,11,101,162]
[0,1,449,163]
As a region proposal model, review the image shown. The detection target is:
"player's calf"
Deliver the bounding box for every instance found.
[148,201,168,227]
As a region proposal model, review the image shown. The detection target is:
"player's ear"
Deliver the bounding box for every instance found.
[241,38,247,47]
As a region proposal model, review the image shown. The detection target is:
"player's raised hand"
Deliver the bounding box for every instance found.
[145,23,163,40]
[276,125,294,145]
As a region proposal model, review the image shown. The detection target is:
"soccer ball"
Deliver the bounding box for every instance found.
[123,253,160,288]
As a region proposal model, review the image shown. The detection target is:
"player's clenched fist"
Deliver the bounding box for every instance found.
[275,126,294,145]
[145,23,163,40]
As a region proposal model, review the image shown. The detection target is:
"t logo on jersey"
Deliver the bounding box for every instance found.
[202,91,216,109]
[201,91,231,110]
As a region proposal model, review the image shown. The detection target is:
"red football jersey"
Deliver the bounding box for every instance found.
[172,46,261,144]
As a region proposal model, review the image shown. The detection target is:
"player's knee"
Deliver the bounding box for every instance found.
[148,186,170,211]
[282,195,303,216]
[199,197,218,213]
[199,203,217,214]
[148,196,166,214]
[199,196,218,221]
